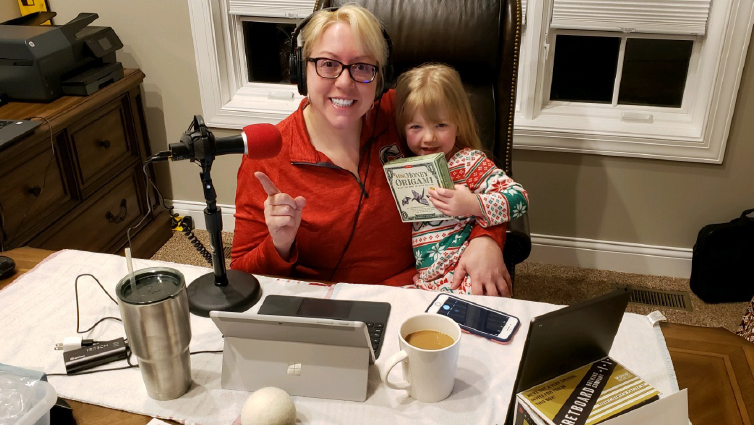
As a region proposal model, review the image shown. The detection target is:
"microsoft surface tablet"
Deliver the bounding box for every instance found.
[210,311,374,401]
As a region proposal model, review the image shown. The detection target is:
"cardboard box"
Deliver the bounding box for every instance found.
[513,356,689,425]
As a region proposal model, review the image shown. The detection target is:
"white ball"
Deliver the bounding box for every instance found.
[241,387,297,425]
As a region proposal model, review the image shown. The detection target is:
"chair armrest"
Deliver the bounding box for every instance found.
[504,214,531,267]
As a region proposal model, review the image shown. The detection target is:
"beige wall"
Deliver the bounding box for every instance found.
[3,1,752,250]
[0,2,18,20]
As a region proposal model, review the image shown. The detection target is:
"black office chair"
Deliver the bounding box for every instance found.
[321,0,531,290]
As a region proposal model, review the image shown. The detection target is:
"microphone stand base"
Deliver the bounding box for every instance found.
[187,269,262,317]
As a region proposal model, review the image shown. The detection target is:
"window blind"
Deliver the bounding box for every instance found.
[550,0,712,35]
[521,0,527,25]
[228,0,316,19]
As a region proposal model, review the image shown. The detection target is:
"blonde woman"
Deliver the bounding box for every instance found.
[231,5,512,296]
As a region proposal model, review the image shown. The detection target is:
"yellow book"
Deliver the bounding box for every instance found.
[515,357,660,425]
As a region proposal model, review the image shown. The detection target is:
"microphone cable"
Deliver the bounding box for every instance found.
[47,270,222,377]
[180,219,213,265]
[124,157,169,253]
[1,116,56,252]
[137,151,216,266]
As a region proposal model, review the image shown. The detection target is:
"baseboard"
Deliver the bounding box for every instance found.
[168,200,693,278]
[529,234,692,278]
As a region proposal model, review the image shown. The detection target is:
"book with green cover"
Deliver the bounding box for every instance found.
[514,357,660,425]
[383,153,454,222]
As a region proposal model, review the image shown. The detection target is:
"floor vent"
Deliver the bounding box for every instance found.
[224,246,232,259]
[619,286,693,312]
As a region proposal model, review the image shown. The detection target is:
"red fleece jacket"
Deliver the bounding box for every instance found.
[230,90,503,286]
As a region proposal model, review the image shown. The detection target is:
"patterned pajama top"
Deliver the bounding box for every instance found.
[412,148,529,294]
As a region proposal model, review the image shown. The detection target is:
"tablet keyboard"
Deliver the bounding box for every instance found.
[365,321,385,358]
[257,295,391,359]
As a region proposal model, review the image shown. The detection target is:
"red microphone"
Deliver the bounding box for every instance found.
[170,122,282,162]
[214,124,282,159]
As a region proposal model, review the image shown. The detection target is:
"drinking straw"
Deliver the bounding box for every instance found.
[125,248,136,294]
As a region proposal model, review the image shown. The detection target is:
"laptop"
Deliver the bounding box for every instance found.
[0,119,41,148]
[504,288,631,425]
[258,295,391,358]
[210,311,374,401]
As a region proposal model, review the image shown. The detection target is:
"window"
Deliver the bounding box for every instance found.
[514,0,754,163]
[242,20,296,85]
[189,0,754,162]
[187,0,312,128]
[548,35,694,108]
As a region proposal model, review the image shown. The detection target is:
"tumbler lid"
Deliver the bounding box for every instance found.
[116,267,185,305]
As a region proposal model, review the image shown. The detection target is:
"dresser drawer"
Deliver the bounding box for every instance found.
[0,137,74,247]
[70,96,138,195]
[32,168,145,252]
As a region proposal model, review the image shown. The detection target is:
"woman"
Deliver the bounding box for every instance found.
[230,4,511,296]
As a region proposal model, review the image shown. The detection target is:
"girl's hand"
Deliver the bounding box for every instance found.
[254,172,306,260]
[429,185,482,218]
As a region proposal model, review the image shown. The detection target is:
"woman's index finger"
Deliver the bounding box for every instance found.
[254,171,281,195]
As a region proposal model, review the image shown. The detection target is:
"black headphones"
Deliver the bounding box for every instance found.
[289,7,394,100]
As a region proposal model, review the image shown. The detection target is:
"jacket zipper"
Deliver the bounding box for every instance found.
[290,161,369,198]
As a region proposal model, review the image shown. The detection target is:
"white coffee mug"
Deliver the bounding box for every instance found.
[380,313,462,402]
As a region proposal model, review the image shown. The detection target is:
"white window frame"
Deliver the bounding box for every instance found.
[514,0,754,163]
[188,0,306,129]
[189,0,754,163]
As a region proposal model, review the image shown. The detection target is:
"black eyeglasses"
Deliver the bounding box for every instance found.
[307,57,378,83]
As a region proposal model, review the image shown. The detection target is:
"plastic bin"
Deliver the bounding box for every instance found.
[13,380,56,425]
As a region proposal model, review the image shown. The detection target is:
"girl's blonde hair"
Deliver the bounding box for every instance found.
[301,4,389,93]
[395,63,482,151]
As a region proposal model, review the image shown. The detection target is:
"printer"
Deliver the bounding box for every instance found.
[0,12,124,102]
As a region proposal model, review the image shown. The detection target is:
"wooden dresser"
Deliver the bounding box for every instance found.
[0,68,172,258]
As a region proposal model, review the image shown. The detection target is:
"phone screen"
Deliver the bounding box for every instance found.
[435,296,510,335]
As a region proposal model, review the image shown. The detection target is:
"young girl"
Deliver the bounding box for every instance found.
[395,63,529,295]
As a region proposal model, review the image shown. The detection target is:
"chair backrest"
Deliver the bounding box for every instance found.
[321,0,522,175]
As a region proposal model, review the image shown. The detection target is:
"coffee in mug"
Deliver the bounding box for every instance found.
[405,330,455,350]
[380,313,462,402]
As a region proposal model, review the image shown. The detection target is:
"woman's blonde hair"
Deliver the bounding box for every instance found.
[301,4,389,93]
[395,63,482,151]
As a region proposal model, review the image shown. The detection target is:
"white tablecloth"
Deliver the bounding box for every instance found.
[0,250,679,425]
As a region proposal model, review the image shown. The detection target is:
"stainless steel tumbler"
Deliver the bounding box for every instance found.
[116,267,192,400]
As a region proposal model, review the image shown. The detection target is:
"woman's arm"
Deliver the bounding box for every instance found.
[230,162,303,276]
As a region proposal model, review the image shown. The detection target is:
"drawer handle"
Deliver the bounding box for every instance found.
[105,199,128,224]
[27,186,42,197]
[97,140,112,149]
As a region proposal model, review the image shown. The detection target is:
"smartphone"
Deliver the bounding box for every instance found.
[425,293,520,343]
